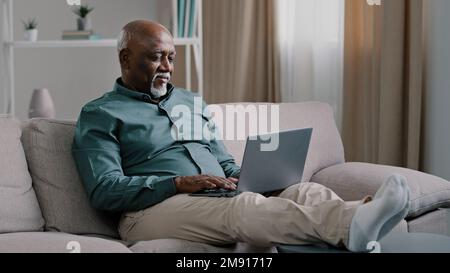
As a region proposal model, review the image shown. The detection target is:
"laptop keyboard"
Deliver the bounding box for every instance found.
[201,188,235,194]
[190,187,241,197]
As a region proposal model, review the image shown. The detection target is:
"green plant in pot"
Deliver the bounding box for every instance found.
[22,18,38,42]
[73,4,94,31]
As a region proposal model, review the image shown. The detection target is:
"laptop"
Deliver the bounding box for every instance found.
[189,128,313,198]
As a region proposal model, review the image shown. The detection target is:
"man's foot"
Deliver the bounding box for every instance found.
[375,175,411,239]
[348,174,411,252]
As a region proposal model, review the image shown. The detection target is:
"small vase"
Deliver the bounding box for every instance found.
[29,88,55,119]
[24,29,38,42]
[77,17,92,31]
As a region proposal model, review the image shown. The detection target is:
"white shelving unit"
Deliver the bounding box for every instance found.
[1,0,203,115]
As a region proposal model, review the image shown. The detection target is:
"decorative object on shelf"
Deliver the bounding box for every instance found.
[28,88,55,119]
[22,18,38,42]
[72,4,94,31]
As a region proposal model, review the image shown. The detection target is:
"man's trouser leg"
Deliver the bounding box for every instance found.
[118,182,362,248]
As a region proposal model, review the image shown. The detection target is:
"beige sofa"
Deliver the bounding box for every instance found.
[1,102,449,253]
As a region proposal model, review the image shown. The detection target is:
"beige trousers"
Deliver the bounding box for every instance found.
[118,182,367,248]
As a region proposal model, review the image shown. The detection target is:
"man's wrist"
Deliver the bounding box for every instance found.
[173,176,182,193]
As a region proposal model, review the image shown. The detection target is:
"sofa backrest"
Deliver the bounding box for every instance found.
[214,102,345,182]
[0,115,45,234]
[19,102,344,237]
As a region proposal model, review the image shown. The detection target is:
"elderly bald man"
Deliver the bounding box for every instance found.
[72,20,411,252]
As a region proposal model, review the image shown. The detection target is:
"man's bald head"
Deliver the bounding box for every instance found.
[117,20,176,100]
[117,20,172,52]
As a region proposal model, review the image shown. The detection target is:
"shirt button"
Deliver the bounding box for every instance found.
[142,94,151,102]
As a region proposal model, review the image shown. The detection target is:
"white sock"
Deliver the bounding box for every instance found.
[374,175,411,239]
[348,174,410,252]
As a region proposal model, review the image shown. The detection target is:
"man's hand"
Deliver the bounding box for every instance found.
[174,175,238,194]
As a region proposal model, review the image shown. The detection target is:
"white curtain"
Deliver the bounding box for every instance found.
[277,0,345,130]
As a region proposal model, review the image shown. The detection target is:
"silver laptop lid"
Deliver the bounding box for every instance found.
[237,128,313,194]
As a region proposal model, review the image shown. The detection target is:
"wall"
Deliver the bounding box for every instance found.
[423,0,450,180]
[1,0,192,120]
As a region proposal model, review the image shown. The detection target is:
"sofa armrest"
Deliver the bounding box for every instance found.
[311,162,450,218]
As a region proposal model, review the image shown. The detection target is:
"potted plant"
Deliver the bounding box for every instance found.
[22,18,38,42]
[72,4,94,31]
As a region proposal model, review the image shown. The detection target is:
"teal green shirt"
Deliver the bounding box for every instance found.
[72,79,241,212]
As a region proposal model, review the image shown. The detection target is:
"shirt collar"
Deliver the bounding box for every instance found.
[113,78,175,104]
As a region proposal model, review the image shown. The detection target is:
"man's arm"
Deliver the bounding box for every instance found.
[72,106,177,212]
[199,100,241,178]
[210,137,241,178]
[206,118,241,178]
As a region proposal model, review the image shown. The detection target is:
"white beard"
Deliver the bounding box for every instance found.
[150,84,167,98]
[150,73,170,98]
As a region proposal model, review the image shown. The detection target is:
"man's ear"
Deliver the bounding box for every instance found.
[119,48,131,70]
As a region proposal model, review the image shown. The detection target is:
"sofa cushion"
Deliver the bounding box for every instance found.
[214,102,345,182]
[0,232,131,253]
[311,162,450,218]
[129,239,277,253]
[129,239,236,253]
[407,208,450,236]
[0,115,44,233]
[21,119,119,238]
